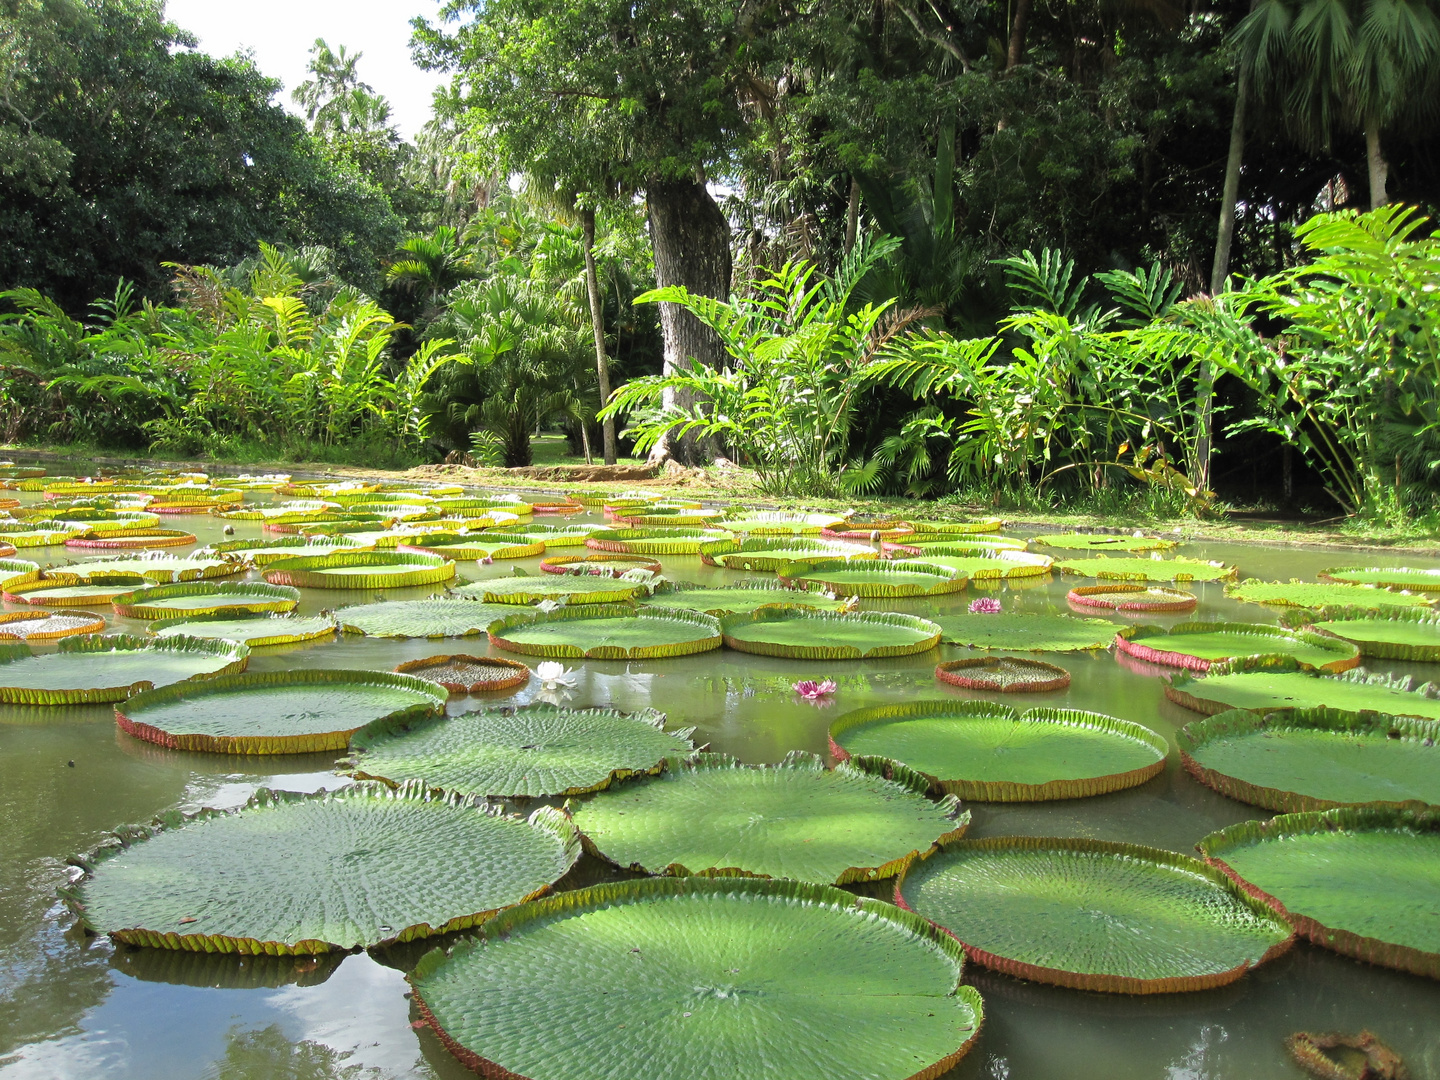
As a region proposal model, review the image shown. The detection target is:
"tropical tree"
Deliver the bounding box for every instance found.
[385,227,477,317]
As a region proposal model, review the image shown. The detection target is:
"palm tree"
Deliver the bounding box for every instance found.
[385,227,477,315]
[293,40,394,137]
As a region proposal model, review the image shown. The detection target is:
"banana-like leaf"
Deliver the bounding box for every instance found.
[1116,621,1359,673]
[1067,584,1197,613]
[933,612,1117,652]
[1030,532,1178,553]
[778,558,967,598]
[263,551,455,590]
[1052,555,1237,582]
[1225,579,1433,609]
[392,654,532,695]
[934,656,1070,692]
[1319,566,1440,592]
[111,581,300,620]
[699,536,879,571]
[0,608,107,641]
[720,607,941,659]
[149,613,338,647]
[585,527,729,554]
[456,575,649,606]
[1164,655,1440,720]
[336,599,515,638]
[0,633,248,704]
[490,605,722,660]
[63,782,580,954]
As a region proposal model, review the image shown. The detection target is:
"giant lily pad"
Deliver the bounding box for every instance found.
[891,548,1053,580]
[934,612,1117,652]
[0,556,39,588]
[1067,583,1197,614]
[200,535,369,567]
[345,703,696,798]
[934,656,1070,693]
[4,579,144,607]
[574,752,968,884]
[115,668,445,754]
[392,654,532,695]
[585,527,728,554]
[0,609,107,641]
[0,522,85,546]
[896,836,1292,993]
[829,700,1167,801]
[717,511,847,535]
[1198,807,1440,979]
[640,579,851,616]
[111,581,301,619]
[908,518,1005,535]
[1225,579,1432,610]
[700,536,877,571]
[263,551,455,589]
[1320,566,1440,592]
[64,528,197,549]
[397,533,546,560]
[409,875,984,1080]
[455,575,650,606]
[1115,621,1360,673]
[777,558,967,598]
[1164,656,1440,720]
[1178,707,1440,812]
[540,553,663,577]
[885,535,1027,554]
[336,599,514,638]
[1292,606,1440,662]
[493,523,600,548]
[149,613,338,647]
[720,607,941,659]
[612,507,725,527]
[63,783,580,954]
[490,606,722,660]
[0,634,248,704]
[42,553,243,583]
[1052,555,1236,582]
[1031,532,1177,552]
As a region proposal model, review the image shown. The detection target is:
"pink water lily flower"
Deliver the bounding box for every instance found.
[793,679,837,703]
[969,597,1003,614]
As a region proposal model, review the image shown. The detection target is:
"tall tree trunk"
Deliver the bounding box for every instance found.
[844,177,861,254]
[580,206,617,465]
[1366,124,1389,209]
[645,177,733,465]
[1006,0,1032,70]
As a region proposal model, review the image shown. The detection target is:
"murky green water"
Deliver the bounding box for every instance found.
[3,486,1440,1080]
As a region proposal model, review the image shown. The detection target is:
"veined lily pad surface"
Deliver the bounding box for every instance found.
[0,634,248,704]
[892,549,1053,580]
[496,523,602,547]
[41,553,242,583]
[345,703,695,797]
[716,511,847,535]
[574,752,968,884]
[828,700,1167,801]
[934,656,1070,692]
[934,611,1117,651]
[897,837,1293,993]
[1320,566,1440,592]
[1031,532,1178,553]
[336,599,514,638]
[409,876,984,1080]
[490,606,722,660]
[1198,807,1440,978]
[199,536,368,566]
[65,783,581,954]
[396,534,546,560]
[1052,555,1236,582]
[454,575,650,605]
[1178,708,1440,812]
[110,581,301,619]
[700,537,877,572]
[721,607,941,659]
[149,613,338,647]
[1165,658,1440,720]
[0,608,107,641]
[392,653,531,695]
[1067,583,1197,613]
[4,579,143,607]
[778,558,967,598]
[263,551,455,590]
[640,579,851,615]
[1226,579,1433,610]
[1115,621,1360,673]
[908,518,1005,535]
[1303,606,1440,661]
[115,668,444,754]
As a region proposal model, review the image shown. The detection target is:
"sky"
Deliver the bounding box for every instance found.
[165,0,451,139]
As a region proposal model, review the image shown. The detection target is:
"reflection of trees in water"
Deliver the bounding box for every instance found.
[209,1025,377,1080]
[0,924,114,1061]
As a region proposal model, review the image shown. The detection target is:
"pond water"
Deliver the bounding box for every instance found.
[2,483,1440,1080]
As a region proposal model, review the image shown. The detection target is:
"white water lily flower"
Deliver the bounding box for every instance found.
[535,662,579,689]
[535,598,568,613]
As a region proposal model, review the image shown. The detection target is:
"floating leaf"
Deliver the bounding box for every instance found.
[5,579,145,607]
[63,528,197,549]
[640,579,851,616]
[111,581,300,619]
[1288,605,1440,662]
[345,703,694,797]
[336,599,515,638]
[720,607,941,659]
[392,654,532,695]
[1178,707,1440,812]
[1198,807,1440,979]
[716,511,847,535]
[1030,532,1178,552]
[933,612,1117,652]
[0,608,107,641]
[0,633,248,705]
[907,518,1005,535]
[0,557,39,588]
[63,783,580,954]
[1225,579,1432,610]
[897,836,1292,993]
[1116,621,1359,673]
[889,549,1053,580]
[409,876,984,1080]
[828,700,1167,801]
[884,535,1028,554]
[699,536,878,571]
[1066,584,1197,614]
[777,558,967,598]
[1164,656,1440,720]
[1052,555,1236,582]
[540,554,662,577]
[492,523,602,548]
[456,575,650,606]
[149,613,338,647]
[397,533,546,560]
[115,668,444,754]
[490,606,722,660]
[41,553,243,584]
[263,551,455,590]
[934,656,1070,693]
[1320,566,1440,592]
[199,536,369,566]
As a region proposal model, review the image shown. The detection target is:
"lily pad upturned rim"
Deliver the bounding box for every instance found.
[1030,531,1179,553]
[489,604,723,660]
[0,633,250,705]
[110,580,301,620]
[459,574,650,606]
[147,612,339,647]
[64,528,197,549]
[776,557,968,598]
[1066,583,1198,613]
[639,578,850,615]
[934,656,1071,693]
[889,547,1053,579]
[393,653,532,695]
[335,598,515,639]
[908,518,1006,535]
[1225,578,1435,610]
[114,667,446,755]
[1177,706,1440,813]
[39,553,245,584]
[934,611,1119,652]
[539,553,664,577]
[720,606,942,660]
[0,608,108,641]
[1281,604,1440,662]
[1319,565,1440,592]
[1197,806,1440,979]
[198,535,370,567]
[408,874,985,1080]
[61,781,582,955]
[1052,555,1238,582]
[396,533,546,561]
[1163,654,1440,719]
[4,578,145,607]
[0,556,40,589]
[1115,621,1361,674]
[828,699,1168,801]
[895,835,1295,994]
[698,536,879,571]
[262,550,456,590]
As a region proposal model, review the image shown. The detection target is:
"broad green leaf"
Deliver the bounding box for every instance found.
[1117,621,1358,672]
[586,527,730,554]
[1053,555,1236,582]
[491,606,722,660]
[1302,606,1440,662]
[700,537,878,572]
[934,656,1070,692]
[396,533,545,560]
[1067,584,1196,613]
[1321,566,1440,592]
[0,608,107,641]
[1166,657,1440,720]
[264,551,455,589]
[455,575,649,605]
[1226,579,1432,609]
[640,579,850,615]
[934,612,1117,651]
[336,599,515,638]
[41,554,243,583]
[778,558,966,598]
[1031,532,1177,552]
[111,581,300,619]
[720,607,940,659]
[150,613,338,647]
[0,633,248,704]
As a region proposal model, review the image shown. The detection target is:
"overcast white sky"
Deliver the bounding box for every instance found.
[165,0,452,139]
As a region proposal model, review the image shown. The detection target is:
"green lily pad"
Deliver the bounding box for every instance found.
[115,668,445,754]
[1031,532,1178,552]
[345,703,696,798]
[575,752,967,884]
[717,511,847,535]
[1116,621,1359,673]
[490,606,722,660]
[454,575,650,605]
[263,551,455,589]
[891,549,1053,580]
[700,536,878,572]
[409,876,984,1080]
[1320,566,1440,592]
[897,837,1292,993]
[885,535,1028,553]
[200,536,369,566]
[908,518,1006,535]
[1067,584,1198,613]
[491,523,600,548]
[1226,579,1433,610]
[584,527,728,554]
[63,783,581,954]
[397,533,546,560]
[934,612,1117,652]
[0,634,248,705]
[720,607,941,659]
[828,700,1168,801]
[4,580,143,606]
[777,558,966,598]
[336,599,515,638]
[640,580,851,616]
[1198,807,1440,979]
[149,613,339,647]
[1165,656,1440,720]
[110,581,301,619]
[1293,606,1440,662]
[1052,555,1236,582]
[0,557,39,588]
[1178,707,1440,812]
[0,608,108,641]
[41,554,244,583]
